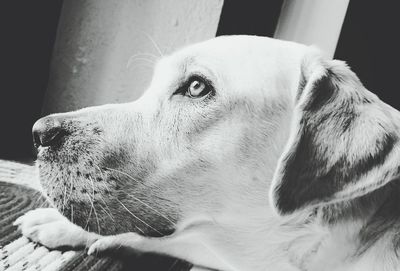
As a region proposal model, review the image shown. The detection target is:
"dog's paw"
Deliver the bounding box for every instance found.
[14,208,66,228]
[88,233,143,255]
[14,208,89,249]
[87,236,117,255]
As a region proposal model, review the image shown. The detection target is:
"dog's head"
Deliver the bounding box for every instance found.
[34,36,309,236]
[34,35,398,238]
[270,50,400,217]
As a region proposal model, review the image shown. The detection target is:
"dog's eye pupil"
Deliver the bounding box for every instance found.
[187,79,207,98]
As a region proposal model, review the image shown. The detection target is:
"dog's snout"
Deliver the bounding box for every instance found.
[32,116,65,147]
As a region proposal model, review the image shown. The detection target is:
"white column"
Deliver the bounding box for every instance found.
[43,0,224,114]
[274,0,349,58]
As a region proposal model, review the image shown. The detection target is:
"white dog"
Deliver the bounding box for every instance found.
[15,36,400,271]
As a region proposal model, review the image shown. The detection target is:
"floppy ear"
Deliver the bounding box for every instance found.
[270,52,400,215]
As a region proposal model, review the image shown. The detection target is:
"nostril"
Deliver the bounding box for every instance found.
[33,130,42,147]
[32,117,65,147]
[39,127,63,147]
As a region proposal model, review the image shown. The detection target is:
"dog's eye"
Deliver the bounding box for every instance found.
[187,79,210,98]
[185,77,212,98]
[188,80,206,97]
[173,76,214,99]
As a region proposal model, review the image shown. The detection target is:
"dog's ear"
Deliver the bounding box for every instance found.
[270,51,400,215]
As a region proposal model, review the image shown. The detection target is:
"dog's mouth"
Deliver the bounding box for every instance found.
[36,144,178,237]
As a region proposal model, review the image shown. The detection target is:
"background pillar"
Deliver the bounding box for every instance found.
[43,0,223,114]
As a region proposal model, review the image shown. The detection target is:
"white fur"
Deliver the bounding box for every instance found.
[16,36,400,271]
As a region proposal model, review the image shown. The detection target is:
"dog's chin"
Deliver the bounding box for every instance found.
[57,203,176,237]
[36,148,176,238]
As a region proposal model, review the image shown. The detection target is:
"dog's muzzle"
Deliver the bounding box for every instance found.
[31,114,178,237]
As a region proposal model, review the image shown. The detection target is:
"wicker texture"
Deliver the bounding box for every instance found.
[0,160,192,271]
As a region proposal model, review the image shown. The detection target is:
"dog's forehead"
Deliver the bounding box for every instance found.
[152,36,310,98]
[177,36,307,63]
[171,36,307,71]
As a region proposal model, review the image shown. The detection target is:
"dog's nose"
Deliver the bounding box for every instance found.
[32,116,64,147]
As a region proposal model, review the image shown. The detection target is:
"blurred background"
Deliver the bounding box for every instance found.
[0,0,399,161]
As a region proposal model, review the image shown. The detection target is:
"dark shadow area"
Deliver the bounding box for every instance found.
[217,0,283,37]
[0,0,63,161]
[0,180,193,271]
[111,250,193,271]
[335,0,400,110]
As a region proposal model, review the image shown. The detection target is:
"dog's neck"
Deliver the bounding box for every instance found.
[322,179,400,248]
[294,180,400,270]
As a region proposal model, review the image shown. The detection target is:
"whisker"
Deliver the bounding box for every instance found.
[32,190,45,207]
[62,185,67,213]
[67,174,75,201]
[127,57,156,68]
[134,224,146,235]
[99,166,175,204]
[104,167,146,186]
[92,166,118,222]
[84,198,94,231]
[94,165,115,195]
[95,165,104,174]
[97,201,115,222]
[167,259,179,271]
[34,180,57,207]
[89,177,101,234]
[127,52,157,62]
[96,192,114,220]
[126,50,158,68]
[128,52,159,60]
[94,165,108,181]
[129,194,175,226]
[126,63,155,72]
[141,32,164,57]
[115,198,162,235]
[97,166,149,190]
[47,178,65,206]
[71,204,74,223]
[96,165,174,233]
[95,165,110,181]
[86,193,101,234]
[39,199,48,208]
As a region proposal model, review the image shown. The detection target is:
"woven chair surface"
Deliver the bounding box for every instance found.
[0,160,192,271]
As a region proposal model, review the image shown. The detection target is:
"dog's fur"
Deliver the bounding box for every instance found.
[15,36,400,271]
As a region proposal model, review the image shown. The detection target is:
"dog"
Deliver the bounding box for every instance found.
[14,35,400,271]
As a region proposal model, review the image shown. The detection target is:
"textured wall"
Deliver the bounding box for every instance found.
[43,0,223,114]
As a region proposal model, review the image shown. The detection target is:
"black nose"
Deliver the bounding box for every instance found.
[32,116,65,147]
